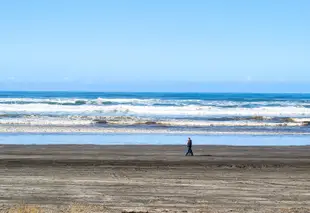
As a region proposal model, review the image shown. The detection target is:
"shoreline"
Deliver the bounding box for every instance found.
[0,125,310,135]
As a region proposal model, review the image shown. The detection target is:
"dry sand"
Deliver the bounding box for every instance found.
[0,145,309,213]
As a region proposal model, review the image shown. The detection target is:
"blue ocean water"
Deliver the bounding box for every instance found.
[2,91,310,102]
[1,91,310,135]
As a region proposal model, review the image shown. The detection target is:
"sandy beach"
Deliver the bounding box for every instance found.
[0,145,309,212]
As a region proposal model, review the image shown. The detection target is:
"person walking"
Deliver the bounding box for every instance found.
[185,137,194,156]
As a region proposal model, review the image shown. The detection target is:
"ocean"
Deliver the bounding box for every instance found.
[1,91,310,145]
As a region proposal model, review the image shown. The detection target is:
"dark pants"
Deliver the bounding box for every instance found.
[186,147,194,156]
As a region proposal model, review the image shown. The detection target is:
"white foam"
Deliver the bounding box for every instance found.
[291,118,310,122]
[1,104,310,118]
[0,125,309,135]
[157,120,303,127]
[0,116,306,127]
[0,97,305,107]
[0,98,88,104]
[0,118,94,126]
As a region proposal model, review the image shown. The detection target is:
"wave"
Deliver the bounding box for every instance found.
[0,98,106,106]
[0,115,309,127]
[0,118,94,126]
[1,125,310,135]
[0,119,306,127]
[1,104,310,118]
[1,97,310,108]
[1,96,310,129]
[155,120,304,127]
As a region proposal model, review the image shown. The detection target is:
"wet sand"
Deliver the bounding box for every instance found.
[0,145,310,212]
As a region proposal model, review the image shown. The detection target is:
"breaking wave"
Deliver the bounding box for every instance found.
[0,115,309,128]
[1,103,310,118]
[1,93,310,133]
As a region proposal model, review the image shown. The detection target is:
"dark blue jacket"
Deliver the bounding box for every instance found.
[187,140,192,148]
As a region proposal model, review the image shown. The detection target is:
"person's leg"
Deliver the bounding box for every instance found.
[186,148,190,156]
[189,148,193,156]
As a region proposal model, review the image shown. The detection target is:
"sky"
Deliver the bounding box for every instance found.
[0,0,309,92]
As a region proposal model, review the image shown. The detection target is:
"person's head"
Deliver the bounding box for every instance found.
[188,137,191,140]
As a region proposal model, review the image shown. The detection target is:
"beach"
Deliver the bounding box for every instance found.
[1,92,310,212]
[0,145,309,213]
[2,0,309,210]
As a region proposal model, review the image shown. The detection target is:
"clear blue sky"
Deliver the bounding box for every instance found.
[0,0,309,92]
